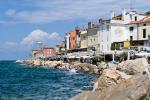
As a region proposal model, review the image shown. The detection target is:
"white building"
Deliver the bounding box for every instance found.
[97,9,147,52]
[66,33,70,50]
[98,20,111,52]
[110,9,146,47]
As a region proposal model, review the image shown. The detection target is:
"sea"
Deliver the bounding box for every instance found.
[0,61,97,100]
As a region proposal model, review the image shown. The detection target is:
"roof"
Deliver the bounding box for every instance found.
[127,16,150,24]
[112,15,122,20]
[43,47,54,49]
[80,31,87,34]
[145,11,150,15]
[32,48,41,51]
[139,16,150,23]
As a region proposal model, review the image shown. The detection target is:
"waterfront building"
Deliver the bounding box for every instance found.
[97,19,111,52]
[43,48,55,58]
[80,30,88,49]
[76,27,82,48]
[55,45,61,55]
[32,49,43,60]
[110,9,147,49]
[69,31,77,49]
[137,16,150,46]
[87,22,100,52]
[65,33,70,50]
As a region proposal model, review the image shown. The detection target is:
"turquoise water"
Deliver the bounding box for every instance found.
[0,61,96,100]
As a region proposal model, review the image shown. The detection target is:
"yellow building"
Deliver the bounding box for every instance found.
[80,31,88,48]
[137,16,150,46]
[123,41,130,48]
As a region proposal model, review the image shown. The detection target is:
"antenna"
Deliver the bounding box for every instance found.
[130,0,135,11]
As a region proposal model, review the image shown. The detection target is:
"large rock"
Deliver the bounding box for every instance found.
[71,73,150,100]
[92,68,132,91]
[77,64,99,74]
[33,60,41,66]
[116,58,148,75]
[70,58,150,100]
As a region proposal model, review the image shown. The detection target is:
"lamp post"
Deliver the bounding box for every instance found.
[112,49,117,63]
[127,47,130,60]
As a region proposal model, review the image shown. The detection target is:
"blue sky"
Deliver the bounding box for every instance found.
[0,0,149,60]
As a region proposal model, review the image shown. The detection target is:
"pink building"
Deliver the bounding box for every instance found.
[43,48,55,58]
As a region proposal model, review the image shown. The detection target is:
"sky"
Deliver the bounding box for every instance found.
[0,0,150,60]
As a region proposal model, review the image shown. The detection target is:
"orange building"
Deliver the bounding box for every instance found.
[69,31,77,49]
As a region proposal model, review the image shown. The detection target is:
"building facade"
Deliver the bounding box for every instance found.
[137,16,150,46]
[65,33,70,50]
[110,9,146,48]
[43,48,55,58]
[98,20,111,52]
[80,30,88,48]
[32,49,43,60]
[87,22,99,51]
[55,45,61,55]
[76,27,82,48]
[69,31,77,49]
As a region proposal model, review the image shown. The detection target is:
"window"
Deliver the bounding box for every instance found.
[143,29,146,38]
[130,36,133,41]
[84,36,86,39]
[78,33,80,38]
[129,27,134,31]
[107,25,109,31]
[101,26,103,31]
[107,45,109,51]
[73,37,75,40]
[143,23,146,26]
[107,35,109,41]
[130,14,132,20]
[102,45,103,51]
[135,16,137,21]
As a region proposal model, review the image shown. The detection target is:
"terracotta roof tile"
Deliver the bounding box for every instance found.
[127,16,150,24]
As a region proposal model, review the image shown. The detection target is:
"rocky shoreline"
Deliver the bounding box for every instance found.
[17,59,105,75]
[16,58,150,100]
[71,58,150,100]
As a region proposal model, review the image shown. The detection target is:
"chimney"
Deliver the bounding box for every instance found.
[122,8,126,20]
[92,24,95,28]
[99,18,103,24]
[111,11,115,19]
[88,22,92,29]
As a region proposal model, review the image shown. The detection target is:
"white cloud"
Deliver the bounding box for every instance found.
[0,29,61,51]
[4,0,150,24]
[5,9,16,16]
[49,32,60,40]
[5,42,17,47]
[21,29,61,46]
[21,29,49,46]
[0,20,19,25]
[0,42,17,50]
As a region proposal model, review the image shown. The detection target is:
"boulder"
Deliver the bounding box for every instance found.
[71,73,150,100]
[116,58,148,75]
[93,68,132,91]
[33,60,41,66]
[70,58,150,100]
[16,60,24,63]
